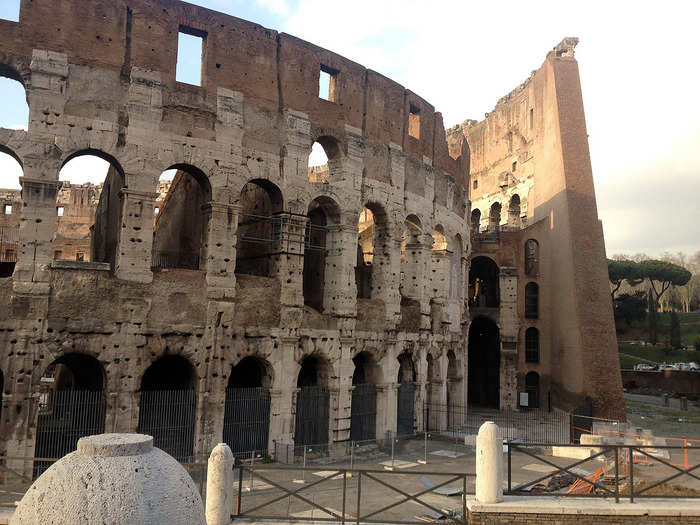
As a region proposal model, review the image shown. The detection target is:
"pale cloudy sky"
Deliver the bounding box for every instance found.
[1,0,698,257]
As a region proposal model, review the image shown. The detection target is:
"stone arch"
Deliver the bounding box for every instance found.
[397,352,416,436]
[304,195,341,312]
[508,194,521,228]
[356,201,389,300]
[152,164,212,270]
[294,353,331,448]
[401,214,424,301]
[470,208,481,233]
[308,135,342,184]
[33,353,107,477]
[525,327,540,363]
[0,62,29,130]
[138,354,197,461]
[469,255,499,308]
[488,202,501,231]
[525,239,539,276]
[350,351,381,442]
[525,282,539,319]
[468,316,500,408]
[432,225,447,251]
[446,349,464,429]
[56,149,126,266]
[0,145,22,277]
[235,178,284,277]
[224,356,273,456]
[525,371,540,409]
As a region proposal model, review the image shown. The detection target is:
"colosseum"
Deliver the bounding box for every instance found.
[0,0,624,468]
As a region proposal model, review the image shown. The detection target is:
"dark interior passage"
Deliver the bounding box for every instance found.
[468,256,499,308]
[350,352,379,442]
[294,355,329,449]
[468,317,500,408]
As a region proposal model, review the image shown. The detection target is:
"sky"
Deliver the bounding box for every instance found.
[1,0,698,257]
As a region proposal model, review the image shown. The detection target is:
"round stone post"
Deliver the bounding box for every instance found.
[476,421,503,503]
[206,443,235,525]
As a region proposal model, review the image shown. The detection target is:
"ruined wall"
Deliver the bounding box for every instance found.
[0,0,470,463]
[451,39,625,419]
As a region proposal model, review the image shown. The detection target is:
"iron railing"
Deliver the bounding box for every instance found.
[235,464,472,524]
[151,250,200,270]
[506,442,700,502]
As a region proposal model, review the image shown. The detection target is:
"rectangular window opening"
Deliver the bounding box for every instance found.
[154,206,160,216]
[319,65,338,102]
[76,252,85,262]
[512,160,517,172]
[176,27,206,86]
[4,204,12,215]
[408,104,421,139]
[473,179,478,190]
[53,250,62,260]
[57,206,64,217]
[529,108,534,130]
[0,0,20,23]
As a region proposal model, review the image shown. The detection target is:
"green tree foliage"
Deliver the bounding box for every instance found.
[670,311,681,349]
[608,259,643,301]
[613,291,647,327]
[638,259,692,309]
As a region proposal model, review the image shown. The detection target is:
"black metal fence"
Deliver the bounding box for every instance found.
[137,389,196,461]
[506,442,700,501]
[235,464,471,524]
[34,390,106,478]
[151,250,200,270]
[350,384,377,442]
[423,403,570,444]
[397,382,415,437]
[223,387,271,458]
[294,386,330,451]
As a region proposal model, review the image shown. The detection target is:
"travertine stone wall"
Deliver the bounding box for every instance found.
[0,0,470,463]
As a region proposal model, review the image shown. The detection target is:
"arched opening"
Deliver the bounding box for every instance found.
[138,355,196,461]
[525,327,540,363]
[356,207,374,299]
[468,256,500,308]
[396,353,416,436]
[303,196,340,312]
[424,353,440,431]
[152,165,211,270]
[34,353,106,477]
[0,147,22,278]
[401,215,423,300]
[446,350,463,430]
[350,352,380,442]
[525,372,540,409]
[470,209,481,234]
[57,151,124,266]
[235,179,283,277]
[508,194,521,228]
[294,355,330,449]
[525,282,539,319]
[224,356,272,457]
[468,317,500,408]
[0,69,28,130]
[525,239,539,276]
[488,202,501,232]
[308,137,340,184]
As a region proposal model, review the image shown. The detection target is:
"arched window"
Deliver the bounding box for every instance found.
[0,66,28,130]
[525,282,539,319]
[468,256,500,308]
[508,194,521,228]
[308,137,340,184]
[0,147,22,277]
[58,151,124,266]
[152,165,211,270]
[235,179,283,277]
[488,202,501,232]
[470,209,481,233]
[303,196,341,312]
[525,327,539,363]
[525,239,539,276]
[525,372,540,409]
[138,355,197,461]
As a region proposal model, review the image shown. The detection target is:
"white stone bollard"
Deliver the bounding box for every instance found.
[476,421,503,503]
[206,443,235,525]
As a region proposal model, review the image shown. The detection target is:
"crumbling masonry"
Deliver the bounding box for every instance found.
[0,1,624,466]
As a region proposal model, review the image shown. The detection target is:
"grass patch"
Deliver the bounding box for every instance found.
[618,343,700,369]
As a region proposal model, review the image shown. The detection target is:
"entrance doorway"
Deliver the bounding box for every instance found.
[468,317,500,408]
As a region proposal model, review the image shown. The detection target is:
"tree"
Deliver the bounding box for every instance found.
[670,311,681,349]
[638,259,692,311]
[608,259,643,301]
[613,291,647,328]
[648,289,657,345]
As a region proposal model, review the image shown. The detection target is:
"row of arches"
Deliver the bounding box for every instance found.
[19,348,435,471]
[470,194,523,233]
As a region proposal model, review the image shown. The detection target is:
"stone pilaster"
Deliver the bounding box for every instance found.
[114,188,158,283]
[204,202,239,300]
